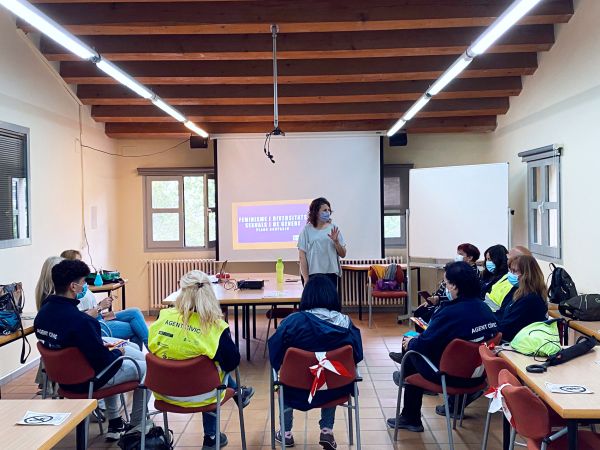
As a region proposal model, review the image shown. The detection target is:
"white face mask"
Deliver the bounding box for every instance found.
[454,254,464,262]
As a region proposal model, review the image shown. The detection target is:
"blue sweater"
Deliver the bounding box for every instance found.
[408,296,499,369]
[268,311,363,411]
[35,295,123,392]
[495,291,548,341]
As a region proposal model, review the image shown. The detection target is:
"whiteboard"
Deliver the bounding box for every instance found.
[408,163,509,259]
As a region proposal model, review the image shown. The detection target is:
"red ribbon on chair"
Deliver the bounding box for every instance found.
[484,383,515,427]
[308,351,352,404]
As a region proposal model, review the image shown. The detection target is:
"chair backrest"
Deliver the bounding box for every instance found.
[439,334,502,378]
[37,342,95,385]
[497,367,521,389]
[279,345,356,390]
[499,369,550,440]
[479,345,517,387]
[145,352,222,397]
[368,265,405,287]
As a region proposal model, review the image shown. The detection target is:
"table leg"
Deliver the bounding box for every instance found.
[76,418,87,450]
[234,306,239,348]
[121,285,126,310]
[567,420,578,450]
[252,305,257,339]
[502,415,510,450]
[245,305,251,361]
[358,272,363,321]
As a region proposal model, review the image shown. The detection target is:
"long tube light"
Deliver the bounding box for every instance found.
[403,94,431,121]
[427,53,473,96]
[469,0,543,55]
[0,0,97,60]
[96,59,153,100]
[185,121,209,138]
[152,97,186,122]
[386,119,406,137]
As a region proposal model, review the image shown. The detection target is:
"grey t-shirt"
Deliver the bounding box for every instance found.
[297,222,345,277]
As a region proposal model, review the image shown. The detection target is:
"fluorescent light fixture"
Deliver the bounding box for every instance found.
[427,53,473,96]
[386,119,406,137]
[0,0,97,60]
[403,95,431,121]
[469,0,543,55]
[96,59,153,99]
[185,121,209,138]
[152,97,186,122]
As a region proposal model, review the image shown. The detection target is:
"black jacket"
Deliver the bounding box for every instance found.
[35,294,123,392]
[495,291,548,341]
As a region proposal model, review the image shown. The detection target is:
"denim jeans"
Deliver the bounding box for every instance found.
[283,405,336,432]
[102,340,148,427]
[102,308,148,350]
[202,375,237,437]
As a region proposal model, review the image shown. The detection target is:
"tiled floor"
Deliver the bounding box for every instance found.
[2,312,505,449]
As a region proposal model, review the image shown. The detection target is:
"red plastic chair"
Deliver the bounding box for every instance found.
[144,352,247,450]
[498,369,600,450]
[270,345,362,450]
[393,334,502,450]
[37,342,143,448]
[368,265,408,328]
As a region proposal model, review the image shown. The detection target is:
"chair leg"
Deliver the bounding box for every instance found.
[278,387,286,450]
[393,378,403,441]
[452,394,460,430]
[354,383,362,450]
[162,412,171,446]
[236,369,247,450]
[347,397,353,446]
[481,398,493,450]
[270,371,276,450]
[368,294,373,328]
[140,388,147,450]
[441,377,455,450]
[120,393,130,423]
[263,314,273,358]
[459,393,467,427]
[96,408,104,435]
[509,426,516,450]
[216,393,221,449]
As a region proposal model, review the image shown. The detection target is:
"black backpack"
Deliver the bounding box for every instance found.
[547,263,577,305]
[559,294,600,321]
[117,425,173,450]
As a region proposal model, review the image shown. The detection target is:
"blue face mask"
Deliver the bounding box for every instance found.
[76,282,88,300]
[445,287,453,301]
[507,272,519,287]
[485,261,496,273]
[319,211,331,222]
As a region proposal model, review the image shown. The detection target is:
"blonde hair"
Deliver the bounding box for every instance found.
[35,256,64,310]
[175,270,223,332]
[60,249,82,260]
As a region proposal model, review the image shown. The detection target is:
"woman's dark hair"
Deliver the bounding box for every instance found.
[307,197,331,227]
[457,243,480,263]
[51,259,90,294]
[445,261,481,299]
[482,244,509,281]
[299,274,340,312]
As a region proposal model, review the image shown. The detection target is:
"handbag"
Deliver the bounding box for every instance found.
[559,294,600,321]
[0,283,31,363]
[117,425,173,450]
[510,319,562,357]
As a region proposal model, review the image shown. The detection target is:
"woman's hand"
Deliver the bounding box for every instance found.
[97,297,112,310]
[328,226,340,244]
[427,296,440,306]
[402,336,413,351]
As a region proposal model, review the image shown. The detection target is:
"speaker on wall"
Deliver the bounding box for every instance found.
[190,135,208,149]
[388,132,408,147]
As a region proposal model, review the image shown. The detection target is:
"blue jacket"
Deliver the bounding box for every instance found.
[496,291,548,341]
[408,296,499,370]
[35,295,123,392]
[268,311,363,411]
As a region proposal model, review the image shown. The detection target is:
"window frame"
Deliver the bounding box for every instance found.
[0,121,31,249]
[140,168,215,252]
[382,164,412,249]
[519,145,562,262]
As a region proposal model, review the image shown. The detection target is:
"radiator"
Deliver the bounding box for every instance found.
[340,257,404,308]
[149,259,218,309]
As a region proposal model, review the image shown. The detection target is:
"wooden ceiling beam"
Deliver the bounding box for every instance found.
[26,0,573,35]
[77,77,522,106]
[61,53,538,85]
[90,98,509,122]
[41,25,555,61]
[104,116,498,137]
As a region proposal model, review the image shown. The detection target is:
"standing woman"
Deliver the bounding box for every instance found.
[298,197,347,290]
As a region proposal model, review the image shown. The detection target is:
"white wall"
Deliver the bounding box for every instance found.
[0,11,118,379]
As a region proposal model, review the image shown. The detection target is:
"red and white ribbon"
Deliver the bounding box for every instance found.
[308,351,352,404]
[485,383,514,426]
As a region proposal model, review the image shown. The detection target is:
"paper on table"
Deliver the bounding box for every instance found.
[263,291,291,298]
[545,382,594,394]
[17,411,71,425]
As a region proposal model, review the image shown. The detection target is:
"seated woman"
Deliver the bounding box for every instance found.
[61,250,148,350]
[480,244,509,309]
[412,243,480,332]
[387,262,499,432]
[495,254,548,341]
[148,270,254,450]
[268,274,363,450]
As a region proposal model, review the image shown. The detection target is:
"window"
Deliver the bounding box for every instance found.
[140,168,216,250]
[382,164,412,248]
[0,121,30,249]
[519,145,562,261]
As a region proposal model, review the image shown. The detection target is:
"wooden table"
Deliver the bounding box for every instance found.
[163,273,303,360]
[89,280,127,311]
[0,398,97,449]
[548,308,600,343]
[500,346,600,449]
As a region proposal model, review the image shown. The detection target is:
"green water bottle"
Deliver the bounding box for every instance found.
[276,258,284,284]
